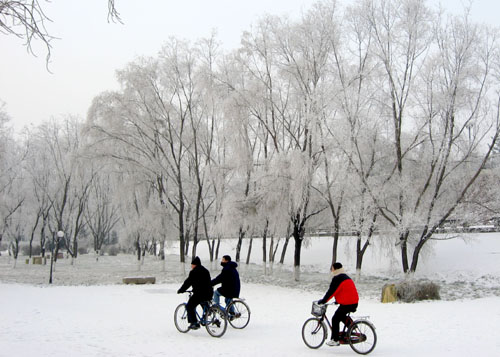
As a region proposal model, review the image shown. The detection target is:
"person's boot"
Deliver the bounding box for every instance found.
[189,323,200,330]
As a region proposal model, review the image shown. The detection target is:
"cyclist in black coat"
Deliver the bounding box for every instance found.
[211,255,240,314]
[177,256,213,329]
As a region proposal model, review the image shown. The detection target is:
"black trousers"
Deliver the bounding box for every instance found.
[331,303,358,341]
[186,295,208,324]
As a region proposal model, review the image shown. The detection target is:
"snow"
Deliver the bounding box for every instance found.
[1,283,499,356]
[1,233,500,356]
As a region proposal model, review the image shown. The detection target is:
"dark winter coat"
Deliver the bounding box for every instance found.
[178,264,213,301]
[318,268,359,305]
[211,261,240,298]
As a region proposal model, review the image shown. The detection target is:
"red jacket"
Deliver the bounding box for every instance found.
[319,272,359,305]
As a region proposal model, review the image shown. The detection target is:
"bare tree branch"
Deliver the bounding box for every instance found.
[1,0,121,67]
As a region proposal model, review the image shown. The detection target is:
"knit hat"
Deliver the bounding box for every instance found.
[332,262,343,270]
[191,256,201,266]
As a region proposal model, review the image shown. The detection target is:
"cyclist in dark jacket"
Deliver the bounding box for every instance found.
[211,255,240,314]
[177,256,213,330]
[318,262,359,347]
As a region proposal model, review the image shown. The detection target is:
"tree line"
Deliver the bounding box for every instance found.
[2,0,500,279]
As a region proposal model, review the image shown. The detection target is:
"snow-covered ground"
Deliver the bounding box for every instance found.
[1,283,499,356]
[1,233,500,356]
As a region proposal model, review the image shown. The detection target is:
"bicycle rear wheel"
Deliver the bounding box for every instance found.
[301,317,327,349]
[227,300,251,329]
[205,306,228,337]
[348,320,377,355]
[174,303,189,333]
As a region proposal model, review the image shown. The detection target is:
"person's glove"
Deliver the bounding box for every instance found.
[177,289,182,294]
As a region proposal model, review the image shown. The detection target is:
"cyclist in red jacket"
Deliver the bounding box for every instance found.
[318,262,359,346]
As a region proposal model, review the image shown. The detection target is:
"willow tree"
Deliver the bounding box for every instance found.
[360,0,500,273]
[87,38,223,263]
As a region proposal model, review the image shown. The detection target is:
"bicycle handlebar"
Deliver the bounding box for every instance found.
[315,300,336,306]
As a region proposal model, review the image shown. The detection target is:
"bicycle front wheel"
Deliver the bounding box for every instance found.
[302,317,327,349]
[348,320,377,355]
[227,300,251,329]
[205,306,228,338]
[174,304,189,333]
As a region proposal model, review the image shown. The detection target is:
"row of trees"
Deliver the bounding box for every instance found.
[2,0,500,279]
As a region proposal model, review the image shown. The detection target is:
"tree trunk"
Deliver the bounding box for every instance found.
[207,238,214,261]
[269,236,274,263]
[293,236,302,281]
[215,238,220,260]
[292,213,306,281]
[160,239,165,260]
[246,238,253,265]
[280,236,290,264]
[178,202,186,264]
[236,227,245,262]
[409,238,426,273]
[400,230,409,273]
[331,233,339,267]
[262,220,268,264]
[191,239,198,259]
[184,229,190,262]
[136,236,141,261]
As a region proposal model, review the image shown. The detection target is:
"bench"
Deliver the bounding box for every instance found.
[122,276,156,285]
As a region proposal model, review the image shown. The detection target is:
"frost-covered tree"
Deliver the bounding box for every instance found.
[0,102,25,258]
[256,2,336,280]
[23,124,57,257]
[87,38,223,263]
[31,117,93,263]
[115,175,170,269]
[358,0,500,273]
[84,168,120,257]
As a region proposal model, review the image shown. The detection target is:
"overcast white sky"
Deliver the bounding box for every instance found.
[1,0,498,132]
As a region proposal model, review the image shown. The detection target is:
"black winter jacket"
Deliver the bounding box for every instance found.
[178,264,213,301]
[211,261,240,298]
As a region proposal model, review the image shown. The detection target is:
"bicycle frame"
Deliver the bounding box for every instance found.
[212,297,244,313]
[175,291,228,338]
[302,301,377,354]
[316,304,359,342]
[181,292,211,324]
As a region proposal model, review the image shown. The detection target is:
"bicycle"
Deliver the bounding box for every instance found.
[174,291,228,337]
[214,297,251,329]
[302,301,377,355]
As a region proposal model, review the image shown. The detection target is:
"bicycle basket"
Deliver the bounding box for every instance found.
[311,301,326,317]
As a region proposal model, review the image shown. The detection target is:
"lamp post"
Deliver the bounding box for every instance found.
[49,230,64,284]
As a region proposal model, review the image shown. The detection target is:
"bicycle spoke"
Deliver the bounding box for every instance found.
[227,300,250,329]
[205,306,227,338]
[348,320,377,355]
[302,318,326,349]
[174,304,190,333]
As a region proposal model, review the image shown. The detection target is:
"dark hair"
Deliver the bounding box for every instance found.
[332,262,343,270]
[222,255,232,262]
